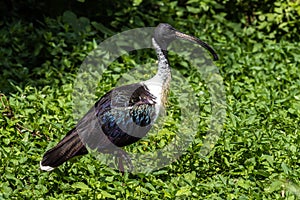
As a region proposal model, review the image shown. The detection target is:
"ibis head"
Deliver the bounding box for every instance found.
[154,23,219,61]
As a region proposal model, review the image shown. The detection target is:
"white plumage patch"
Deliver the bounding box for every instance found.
[143,78,164,119]
[40,161,55,171]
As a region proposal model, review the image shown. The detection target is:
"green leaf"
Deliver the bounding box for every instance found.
[175,186,191,196]
[100,190,116,198]
[91,22,115,35]
[72,182,91,190]
[62,11,77,25]
[265,180,283,193]
[281,162,290,174]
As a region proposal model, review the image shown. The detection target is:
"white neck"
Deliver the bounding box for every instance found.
[143,38,171,110]
[148,38,171,85]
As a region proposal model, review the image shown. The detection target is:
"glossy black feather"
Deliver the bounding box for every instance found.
[41,128,88,168]
[41,83,157,170]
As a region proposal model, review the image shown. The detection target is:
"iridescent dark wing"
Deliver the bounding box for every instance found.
[41,83,158,170]
[75,83,157,152]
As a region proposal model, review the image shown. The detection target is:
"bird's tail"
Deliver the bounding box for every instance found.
[40,128,88,171]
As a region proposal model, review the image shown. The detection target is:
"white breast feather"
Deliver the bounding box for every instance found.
[143,78,163,118]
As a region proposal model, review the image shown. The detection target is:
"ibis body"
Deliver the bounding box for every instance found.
[40,23,218,172]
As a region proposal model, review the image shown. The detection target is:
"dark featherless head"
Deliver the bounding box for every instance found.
[154,23,219,61]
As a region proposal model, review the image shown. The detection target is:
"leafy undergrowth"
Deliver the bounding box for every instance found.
[1,0,300,199]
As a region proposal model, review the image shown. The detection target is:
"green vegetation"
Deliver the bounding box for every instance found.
[1,0,300,199]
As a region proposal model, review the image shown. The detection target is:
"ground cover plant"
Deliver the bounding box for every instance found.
[0,0,300,199]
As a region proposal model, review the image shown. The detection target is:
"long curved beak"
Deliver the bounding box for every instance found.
[175,31,219,61]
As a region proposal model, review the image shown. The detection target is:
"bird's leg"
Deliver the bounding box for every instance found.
[115,149,133,175]
[117,156,125,176]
